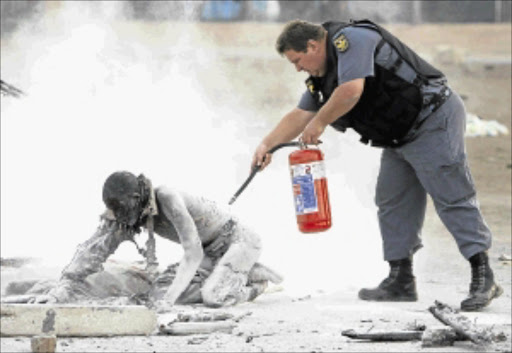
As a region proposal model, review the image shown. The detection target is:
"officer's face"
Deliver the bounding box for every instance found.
[284,40,326,77]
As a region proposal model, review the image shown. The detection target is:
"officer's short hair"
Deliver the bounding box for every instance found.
[276,20,326,54]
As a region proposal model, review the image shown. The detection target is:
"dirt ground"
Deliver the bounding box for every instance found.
[1,22,511,352]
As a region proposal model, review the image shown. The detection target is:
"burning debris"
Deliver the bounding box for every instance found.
[342,301,508,348]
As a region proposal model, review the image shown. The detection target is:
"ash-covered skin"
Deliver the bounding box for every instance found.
[152,187,232,247]
[29,176,282,308]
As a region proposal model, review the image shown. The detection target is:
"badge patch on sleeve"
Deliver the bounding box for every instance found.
[306,79,315,94]
[333,33,349,52]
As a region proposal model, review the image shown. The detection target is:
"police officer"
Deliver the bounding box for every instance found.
[251,19,502,311]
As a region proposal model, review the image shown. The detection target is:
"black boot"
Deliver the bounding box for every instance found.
[358,257,418,302]
[460,252,503,311]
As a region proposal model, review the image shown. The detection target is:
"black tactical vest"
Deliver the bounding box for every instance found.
[306,19,445,147]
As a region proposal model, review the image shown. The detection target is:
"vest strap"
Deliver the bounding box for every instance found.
[375,38,386,56]
[390,57,403,74]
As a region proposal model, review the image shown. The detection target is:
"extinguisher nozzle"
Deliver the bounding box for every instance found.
[229,141,322,205]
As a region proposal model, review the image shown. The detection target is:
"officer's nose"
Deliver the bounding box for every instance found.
[295,64,302,72]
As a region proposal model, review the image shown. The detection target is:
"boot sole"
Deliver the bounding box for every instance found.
[358,293,418,302]
[461,284,504,311]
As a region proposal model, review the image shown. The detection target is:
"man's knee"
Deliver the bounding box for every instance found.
[201,269,246,307]
[201,287,235,307]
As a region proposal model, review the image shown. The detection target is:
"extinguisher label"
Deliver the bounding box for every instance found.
[290,161,325,215]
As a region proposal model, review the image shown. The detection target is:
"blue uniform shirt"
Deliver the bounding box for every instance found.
[298,26,382,112]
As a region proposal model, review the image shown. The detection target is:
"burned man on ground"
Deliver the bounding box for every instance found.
[28,171,282,308]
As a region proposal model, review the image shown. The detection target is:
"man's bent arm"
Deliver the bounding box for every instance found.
[158,188,204,305]
[48,219,131,302]
[301,78,364,144]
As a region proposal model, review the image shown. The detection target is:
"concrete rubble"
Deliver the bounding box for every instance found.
[0,304,157,337]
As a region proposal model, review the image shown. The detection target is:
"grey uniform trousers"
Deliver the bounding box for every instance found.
[375,91,492,261]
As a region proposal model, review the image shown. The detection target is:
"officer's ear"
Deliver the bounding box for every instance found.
[306,39,320,54]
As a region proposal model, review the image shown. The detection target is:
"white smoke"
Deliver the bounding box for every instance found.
[1,1,385,296]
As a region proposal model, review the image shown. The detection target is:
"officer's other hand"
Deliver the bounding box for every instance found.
[251,143,272,171]
[301,119,326,145]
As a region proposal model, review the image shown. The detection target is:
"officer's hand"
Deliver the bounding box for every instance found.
[251,143,272,171]
[301,119,326,145]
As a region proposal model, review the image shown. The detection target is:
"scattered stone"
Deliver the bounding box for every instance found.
[405,321,426,332]
[498,254,511,262]
[187,336,209,345]
[31,335,56,353]
[295,295,312,302]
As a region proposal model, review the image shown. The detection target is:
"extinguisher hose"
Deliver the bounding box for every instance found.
[228,141,321,205]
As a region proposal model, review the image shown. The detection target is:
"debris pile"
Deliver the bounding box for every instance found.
[466,113,509,137]
[342,301,507,348]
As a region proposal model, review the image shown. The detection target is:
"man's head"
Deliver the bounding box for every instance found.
[102,171,143,226]
[275,20,328,77]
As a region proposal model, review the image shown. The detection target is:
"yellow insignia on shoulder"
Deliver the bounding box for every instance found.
[334,34,349,52]
[306,78,316,93]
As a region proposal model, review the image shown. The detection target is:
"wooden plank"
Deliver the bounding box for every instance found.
[159,321,236,335]
[428,301,494,345]
[341,329,423,341]
[421,326,466,347]
[0,304,157,337]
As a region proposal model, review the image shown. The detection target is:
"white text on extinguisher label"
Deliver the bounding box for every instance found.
[290,161,325,215]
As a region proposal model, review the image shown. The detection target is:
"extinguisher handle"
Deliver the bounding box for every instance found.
[266,140,322,153]
[228,140,322,205]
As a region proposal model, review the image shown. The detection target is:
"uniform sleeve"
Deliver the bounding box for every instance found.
[334,26,382,85]
[297,90,320,112]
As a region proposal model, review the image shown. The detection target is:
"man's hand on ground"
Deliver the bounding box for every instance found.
[154,299,174,313]
[28,285,71,304]
[28,294,58,304]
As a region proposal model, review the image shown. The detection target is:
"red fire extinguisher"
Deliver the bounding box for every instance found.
[289,146,332,233]
[229,141,332,233]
